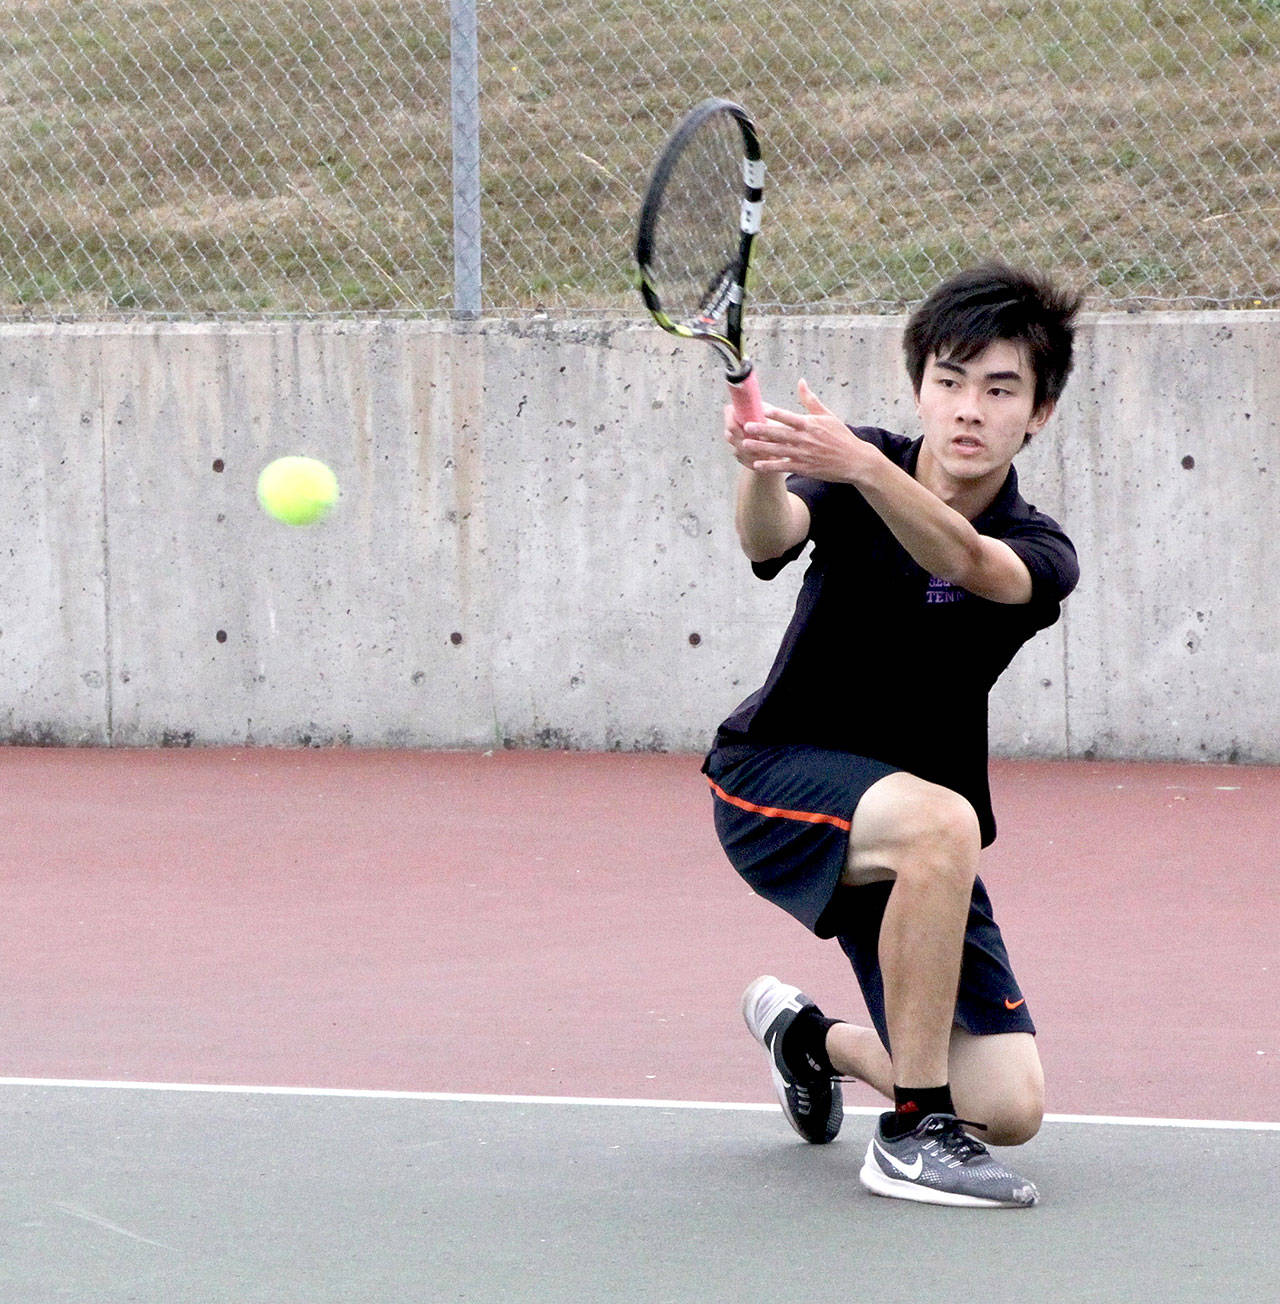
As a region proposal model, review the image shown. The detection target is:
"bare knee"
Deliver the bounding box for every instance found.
[909,787,982,870]
[847,774,981,887]
[951,1031,1044,1146]
[981,1091,1044,1147]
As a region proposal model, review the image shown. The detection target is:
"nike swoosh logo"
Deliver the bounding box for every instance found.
[873,1140,923,1180]
[1005,997,1026,1010]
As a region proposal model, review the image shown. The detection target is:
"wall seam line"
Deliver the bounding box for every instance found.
[99,339,113,745]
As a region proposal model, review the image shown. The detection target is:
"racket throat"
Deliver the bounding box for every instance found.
[699,263,738,323]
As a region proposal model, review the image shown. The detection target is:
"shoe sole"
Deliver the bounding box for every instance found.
[859,1144,1038,1209]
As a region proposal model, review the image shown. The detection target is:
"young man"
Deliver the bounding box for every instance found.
[704,263,1081,1208]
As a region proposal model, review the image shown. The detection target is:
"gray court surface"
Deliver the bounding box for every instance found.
[2,1083,1276,1303]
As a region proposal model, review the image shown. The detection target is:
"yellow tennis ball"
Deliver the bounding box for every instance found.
[256,455,339,526]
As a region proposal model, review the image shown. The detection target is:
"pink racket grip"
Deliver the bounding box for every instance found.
[727,366,765,425]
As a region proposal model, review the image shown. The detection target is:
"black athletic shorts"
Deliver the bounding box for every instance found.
[703,741,1035,1047]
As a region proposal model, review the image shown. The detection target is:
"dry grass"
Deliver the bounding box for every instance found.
[1,0,1279,316]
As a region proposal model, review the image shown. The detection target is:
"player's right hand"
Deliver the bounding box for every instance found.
[724,403,781,472]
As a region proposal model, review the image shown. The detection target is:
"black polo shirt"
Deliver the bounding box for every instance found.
[713,427,1079,845]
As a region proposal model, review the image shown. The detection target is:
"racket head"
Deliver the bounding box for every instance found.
[634,98,763,377]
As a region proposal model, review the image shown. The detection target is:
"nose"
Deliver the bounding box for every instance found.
[954,388,983,425]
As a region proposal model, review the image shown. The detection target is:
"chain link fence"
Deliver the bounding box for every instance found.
[2,0,1279,318]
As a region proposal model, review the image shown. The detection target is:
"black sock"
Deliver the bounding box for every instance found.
[780,1006,841,1081]
[880,1084,955,1139]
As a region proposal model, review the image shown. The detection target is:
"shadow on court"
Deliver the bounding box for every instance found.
[2,1084,1276,1303]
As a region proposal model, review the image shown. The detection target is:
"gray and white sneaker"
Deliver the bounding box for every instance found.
[741,975,843,1144]
[860,1112,1039,1208]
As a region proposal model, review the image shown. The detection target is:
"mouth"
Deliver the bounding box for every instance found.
[951,436,986,455]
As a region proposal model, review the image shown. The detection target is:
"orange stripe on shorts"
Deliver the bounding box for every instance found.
[705,775,852,833]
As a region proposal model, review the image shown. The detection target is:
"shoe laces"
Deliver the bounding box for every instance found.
[921,1115,990,1162]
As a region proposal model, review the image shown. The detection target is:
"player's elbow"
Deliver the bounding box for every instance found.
[737,517,807,564]
[953,538,1034,605]
[735,496,809,563]
[738,530,788,564]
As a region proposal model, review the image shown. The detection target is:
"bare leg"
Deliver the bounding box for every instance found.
[841,772,980,1088]
[824,1024,1044,1146]
[826,1021,893,1095]
[948,1030,1044,1145]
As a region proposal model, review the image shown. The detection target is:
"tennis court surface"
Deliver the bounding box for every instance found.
[1,747,1276,1301]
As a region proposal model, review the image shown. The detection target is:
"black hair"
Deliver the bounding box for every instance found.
[903,262,1082,414]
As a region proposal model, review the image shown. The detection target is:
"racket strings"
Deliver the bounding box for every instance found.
[649,113,746,331]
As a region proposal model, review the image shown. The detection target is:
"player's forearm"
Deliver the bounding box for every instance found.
[855,455,1033,603]
[735,467,806,562]
[853,457,986,583]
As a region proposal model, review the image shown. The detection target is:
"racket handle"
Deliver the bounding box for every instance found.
[727,366,765,425]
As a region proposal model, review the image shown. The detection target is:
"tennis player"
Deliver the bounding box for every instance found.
[705,262,1081,1207]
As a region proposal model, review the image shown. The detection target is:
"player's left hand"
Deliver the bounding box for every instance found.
[739,380,871,482]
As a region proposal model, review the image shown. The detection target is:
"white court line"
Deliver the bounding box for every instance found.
[52,1201,178,1253]
[0,1076,1278,1133]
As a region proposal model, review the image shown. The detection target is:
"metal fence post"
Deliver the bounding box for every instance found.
[450,0,482,319]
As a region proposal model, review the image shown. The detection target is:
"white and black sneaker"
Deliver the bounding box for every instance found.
[741,975,843,1144]
[860,1112,1039,1208]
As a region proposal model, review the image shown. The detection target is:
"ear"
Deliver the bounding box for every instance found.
[1026,398,1056,438]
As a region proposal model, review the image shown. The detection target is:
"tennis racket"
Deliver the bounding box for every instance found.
[634,98,766,424]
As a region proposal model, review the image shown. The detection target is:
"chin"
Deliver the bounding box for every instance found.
[944,458,993,480]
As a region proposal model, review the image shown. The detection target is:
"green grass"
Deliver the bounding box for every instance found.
[1,0,1279,316]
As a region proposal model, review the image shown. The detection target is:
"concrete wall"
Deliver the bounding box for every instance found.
[1,313,1276,760]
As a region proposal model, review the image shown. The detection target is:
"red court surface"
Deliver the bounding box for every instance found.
[1,747,1275,1123]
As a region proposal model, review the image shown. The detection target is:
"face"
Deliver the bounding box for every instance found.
[914,339,1052,485]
